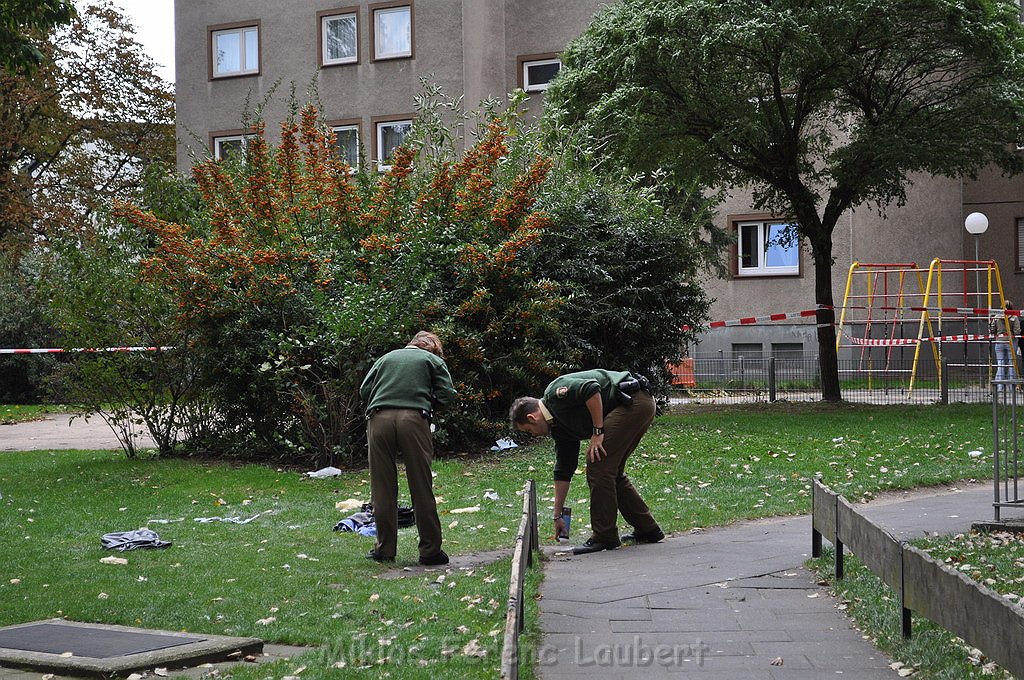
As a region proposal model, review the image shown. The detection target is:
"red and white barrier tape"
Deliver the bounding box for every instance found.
[708,308,824,328]
[0,346,172,354]
[849,337,920,346]
[840,305,1022,317]
[848,333,1006,347]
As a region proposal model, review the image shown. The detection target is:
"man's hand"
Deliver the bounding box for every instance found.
[586,433,606,462]
[553,516,567,540]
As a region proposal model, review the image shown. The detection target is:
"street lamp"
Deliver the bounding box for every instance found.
[965,211,989,302]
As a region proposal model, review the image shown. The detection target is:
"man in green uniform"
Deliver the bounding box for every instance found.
[509,369,664,555]
[360,331,457,565]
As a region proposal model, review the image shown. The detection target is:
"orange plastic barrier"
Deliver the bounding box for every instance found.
[668,358,696,387]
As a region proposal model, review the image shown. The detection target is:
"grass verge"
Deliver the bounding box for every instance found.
[0,404,71,424]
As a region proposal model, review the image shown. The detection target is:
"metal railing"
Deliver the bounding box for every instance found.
[671,356,997,405]
[991,380,1024,521]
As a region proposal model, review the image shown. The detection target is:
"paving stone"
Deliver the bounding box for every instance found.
[540,483,997,680]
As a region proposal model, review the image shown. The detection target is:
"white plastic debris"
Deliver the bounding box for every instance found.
[306,466,342,478]
[968,450,984,458]
[483,491,500,501]
[194,514,262,524]
[490,438,518,452]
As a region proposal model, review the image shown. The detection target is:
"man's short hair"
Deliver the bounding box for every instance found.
[509,396,541,425]
[407,330,444,358]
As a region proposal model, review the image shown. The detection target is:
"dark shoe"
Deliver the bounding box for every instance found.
[622,526,665,544]
[571,537,621,555]
[366,550,394,563]
[419,550,449,566]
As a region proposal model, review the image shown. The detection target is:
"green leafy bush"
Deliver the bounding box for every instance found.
[44,89,716,464]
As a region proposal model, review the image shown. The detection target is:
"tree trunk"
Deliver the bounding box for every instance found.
[812,237,841,401]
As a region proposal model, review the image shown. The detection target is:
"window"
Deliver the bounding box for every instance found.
[210,22,260,78]
[520,56,562,92]
[1017,218,1024,272]
[371,2,412,61]
[374,118,412,170]
[737,220,800,276]
[731,343,763,358]
[211,132,255,161]
[331,123,360,170]
[319,9,358,66]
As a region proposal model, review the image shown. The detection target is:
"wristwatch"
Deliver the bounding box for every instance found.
[592,426,605,436]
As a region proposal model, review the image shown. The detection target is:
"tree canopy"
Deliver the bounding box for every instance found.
[0,0,174,248]
[0,0,75,73]
[546,0,1024,400]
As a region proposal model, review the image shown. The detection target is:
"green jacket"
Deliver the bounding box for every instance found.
[360,347,457,416]
[543,369,631,481]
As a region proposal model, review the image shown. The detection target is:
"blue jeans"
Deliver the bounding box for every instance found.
[994,340,1017,385]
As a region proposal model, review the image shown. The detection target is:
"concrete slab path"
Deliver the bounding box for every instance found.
[537,482,1004,679]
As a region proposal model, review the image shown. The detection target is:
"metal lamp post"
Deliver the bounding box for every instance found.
[965,212,990,383]
[965,211,989,301]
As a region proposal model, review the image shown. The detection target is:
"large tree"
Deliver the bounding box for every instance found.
[545,0,1024,401]
[0,0,173,247]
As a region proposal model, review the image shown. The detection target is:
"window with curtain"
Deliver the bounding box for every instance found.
[321,12,358,65]
[212,25,259,77]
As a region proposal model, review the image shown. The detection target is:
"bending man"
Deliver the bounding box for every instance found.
[510,369,664,555]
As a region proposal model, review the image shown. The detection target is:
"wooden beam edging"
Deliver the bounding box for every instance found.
[811,480,1024,672]
[811,478,838,559]
[500,479,538,680]
[836,496,901,592]
[903,545,1024,678]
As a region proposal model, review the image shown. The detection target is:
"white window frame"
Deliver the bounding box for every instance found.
[372,4,412,60]
[375,119,412,171]
[212,134,255,161]
[211,24,260,78]
[736,220,800,276]
[320,11,358,66]
[331,124,360,171]
[522,57,561,92]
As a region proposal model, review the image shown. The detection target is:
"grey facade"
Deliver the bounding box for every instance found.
[174,0,1024,362]
[174,0,607,168]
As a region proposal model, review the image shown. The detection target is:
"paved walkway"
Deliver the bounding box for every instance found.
[1,414,154,451]
[538,483,1000,679]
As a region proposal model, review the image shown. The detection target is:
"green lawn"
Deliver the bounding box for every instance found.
[0,403,995,678]
[0,404,70,424]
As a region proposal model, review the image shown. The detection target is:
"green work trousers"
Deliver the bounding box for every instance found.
[585,390,659,543]
[367,409,442,559]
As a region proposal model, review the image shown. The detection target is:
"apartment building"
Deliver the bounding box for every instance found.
[174,1,1024,361]
[174,0,604,169]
